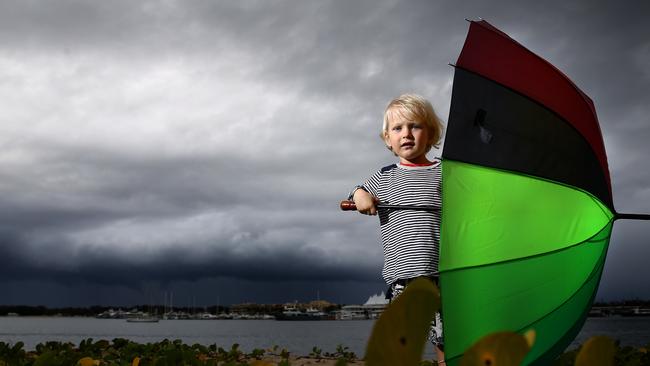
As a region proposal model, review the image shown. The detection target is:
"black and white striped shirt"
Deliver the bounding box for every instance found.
[357,159,442,285]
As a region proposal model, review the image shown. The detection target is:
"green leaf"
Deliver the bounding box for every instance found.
[365,277,441,366]
[34,351,57,366]
[77,356,98,366]
[575,336,616,366]
[460,330,533,366]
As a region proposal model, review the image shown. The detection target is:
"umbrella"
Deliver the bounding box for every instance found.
[441,20,649,365]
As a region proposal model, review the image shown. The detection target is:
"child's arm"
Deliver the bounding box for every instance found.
[353,188,379,215]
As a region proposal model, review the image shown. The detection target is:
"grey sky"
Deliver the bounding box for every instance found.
[0,0,649,307]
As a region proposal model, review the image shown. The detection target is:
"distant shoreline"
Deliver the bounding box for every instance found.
[3,300,650,318]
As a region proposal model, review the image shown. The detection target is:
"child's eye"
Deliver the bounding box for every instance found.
[392,126,401,131]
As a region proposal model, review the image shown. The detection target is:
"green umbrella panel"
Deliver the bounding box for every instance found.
[441,161,613,365]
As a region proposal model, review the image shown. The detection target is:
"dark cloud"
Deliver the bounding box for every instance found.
[0,233,377,285]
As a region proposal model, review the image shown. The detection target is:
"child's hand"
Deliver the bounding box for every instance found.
[353,189,379,215]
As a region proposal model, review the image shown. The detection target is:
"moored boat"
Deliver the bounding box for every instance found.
[275,305,331,321]
[126,313,160,323]
[126,316,159,323]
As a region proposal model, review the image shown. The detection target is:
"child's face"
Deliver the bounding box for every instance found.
[383,108,430,164]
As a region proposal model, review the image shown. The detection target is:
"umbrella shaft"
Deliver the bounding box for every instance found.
[377,204,440,212]
[615,213,650,220]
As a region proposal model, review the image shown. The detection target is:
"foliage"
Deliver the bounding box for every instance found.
[308,346,322,360]
[554,340,650,366]
[322,344,358,365]
[0,339,360,366]
[0,336,648,365]
[0,318,648,366]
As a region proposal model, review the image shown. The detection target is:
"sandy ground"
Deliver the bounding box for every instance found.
[246,356,367,365]
[246,356,439,365]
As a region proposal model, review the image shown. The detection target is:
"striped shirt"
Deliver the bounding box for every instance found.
[357,159,442,285]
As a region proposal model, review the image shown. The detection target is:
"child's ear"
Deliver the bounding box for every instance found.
[383,131,391,147]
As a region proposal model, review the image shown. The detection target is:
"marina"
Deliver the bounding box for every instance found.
[94,292,391,321]
[95,298,650,322]
[589,305,650,317]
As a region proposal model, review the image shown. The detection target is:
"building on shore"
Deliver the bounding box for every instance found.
[337,292,389,320]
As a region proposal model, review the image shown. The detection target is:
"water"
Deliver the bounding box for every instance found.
[0,317,648,358]
[570,317,650,349]
[0,318,374,356]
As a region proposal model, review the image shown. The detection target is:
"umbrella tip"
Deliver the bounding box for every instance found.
[615,212,650,221]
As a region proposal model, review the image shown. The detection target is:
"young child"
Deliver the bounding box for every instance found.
[348,93,445,363]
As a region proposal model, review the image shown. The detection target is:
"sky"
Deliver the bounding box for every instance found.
[1,0,649,308]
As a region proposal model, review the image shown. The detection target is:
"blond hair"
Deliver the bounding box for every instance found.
[381,94,444,153]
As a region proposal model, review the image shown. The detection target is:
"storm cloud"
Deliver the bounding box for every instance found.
[0,0,649,306]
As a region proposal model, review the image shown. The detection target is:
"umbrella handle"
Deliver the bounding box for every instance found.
[340,200,357,211]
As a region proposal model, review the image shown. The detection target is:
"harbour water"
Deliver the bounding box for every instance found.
[0,317,648,358]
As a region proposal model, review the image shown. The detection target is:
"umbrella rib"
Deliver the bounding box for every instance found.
[443,158,613,212]
[511,244,608,351]
[439,218,615,275]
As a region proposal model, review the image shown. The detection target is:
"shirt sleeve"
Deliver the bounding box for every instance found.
[347,185,366,201]
[361,169,383,197]
[347,168,383,200]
